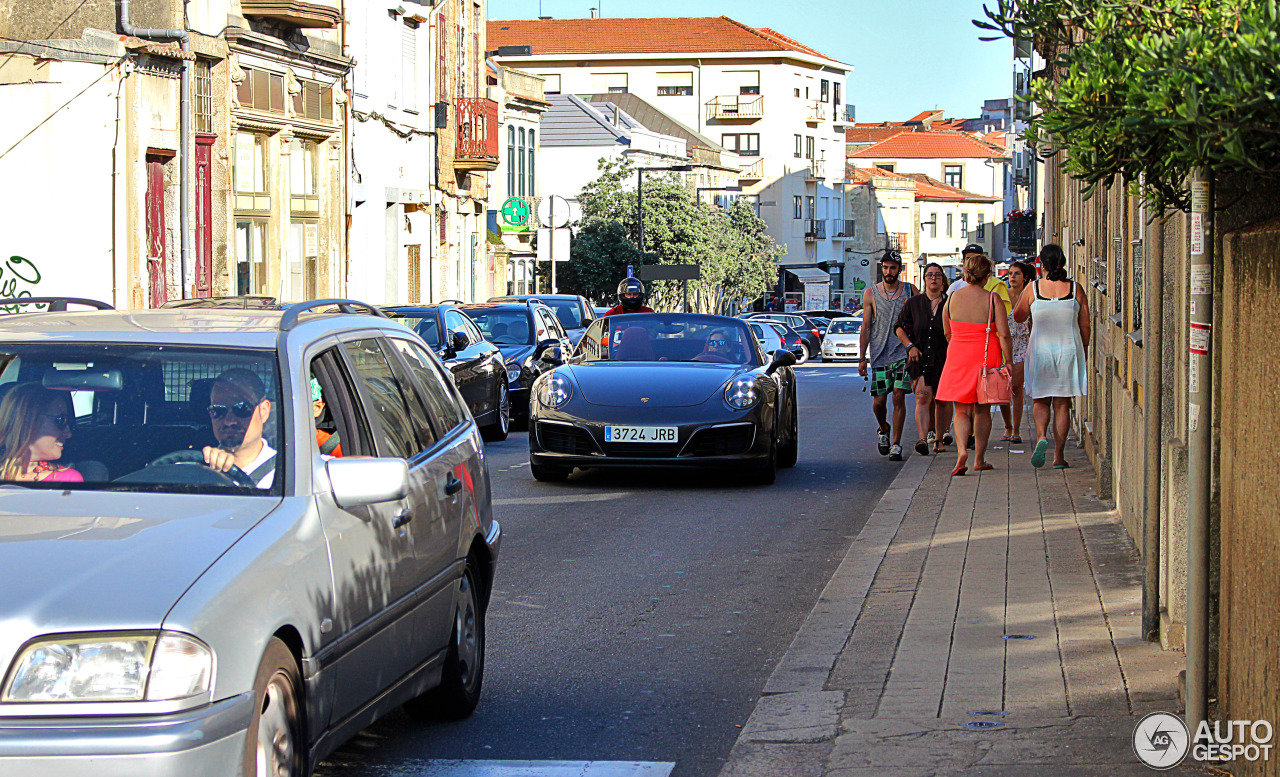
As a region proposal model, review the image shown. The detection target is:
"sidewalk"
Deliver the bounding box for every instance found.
[719,438,1214,777]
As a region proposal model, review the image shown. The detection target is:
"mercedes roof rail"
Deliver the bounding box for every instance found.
[279,298,389,331]
[0,297,114,312]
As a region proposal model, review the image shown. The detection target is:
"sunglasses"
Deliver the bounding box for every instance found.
[44,414,71,430]
[707,339,728,346]
[208,402,258,420]
[924,273,945,278]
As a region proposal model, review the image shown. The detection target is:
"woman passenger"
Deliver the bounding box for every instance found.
[0,382,83,483]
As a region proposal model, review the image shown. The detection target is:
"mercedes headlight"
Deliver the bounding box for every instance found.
[505,361,522,382]
[537,373,574,408]
[3,632,211,702]
[725,376,759,409]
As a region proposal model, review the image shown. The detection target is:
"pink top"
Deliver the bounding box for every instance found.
[41,467,83,483]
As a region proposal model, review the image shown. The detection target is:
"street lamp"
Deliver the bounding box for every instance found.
[637,164,693,258]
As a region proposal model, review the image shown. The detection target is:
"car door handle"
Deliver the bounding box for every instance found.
[443,475,463,496]
[392,507,412,528]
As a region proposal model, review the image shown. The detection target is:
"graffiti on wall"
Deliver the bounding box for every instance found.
[0,256,44,312]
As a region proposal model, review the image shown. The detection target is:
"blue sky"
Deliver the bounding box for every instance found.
[486,0,1013,123]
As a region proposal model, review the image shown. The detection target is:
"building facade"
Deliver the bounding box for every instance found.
[489,16,851,303]
[487,63,549,297]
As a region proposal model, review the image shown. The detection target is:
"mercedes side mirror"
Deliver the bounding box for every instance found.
[450,330,469,352]
[539,342,564,366]
[766,348,797,375]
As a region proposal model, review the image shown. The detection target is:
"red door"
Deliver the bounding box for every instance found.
[194,136,215,297]
[145,155,168,308]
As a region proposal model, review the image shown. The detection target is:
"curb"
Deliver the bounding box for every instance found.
[720,454,932,769]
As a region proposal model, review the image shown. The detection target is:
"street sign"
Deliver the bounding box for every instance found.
[500,197,530,226]
[537,195,571,228]
[536,228,571,262]
[638,264,701,281]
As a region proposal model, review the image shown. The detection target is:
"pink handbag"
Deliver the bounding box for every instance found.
[977,292,1012,405]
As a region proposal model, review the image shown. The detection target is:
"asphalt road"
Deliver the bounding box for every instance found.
[315,362,906,777]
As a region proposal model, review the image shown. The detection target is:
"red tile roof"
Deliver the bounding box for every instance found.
[903,173,1000,202]
[846,126,909,145]
[907,110,944,123]
[850,131,1011,160]
[487,17,842,63]
[847,166,908,183]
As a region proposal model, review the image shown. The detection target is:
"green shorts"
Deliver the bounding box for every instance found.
[871,359,911,397]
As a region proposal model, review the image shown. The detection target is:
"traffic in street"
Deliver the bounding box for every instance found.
[315,362,899,777]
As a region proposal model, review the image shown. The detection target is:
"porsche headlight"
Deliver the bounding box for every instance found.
[537,373,573,408]
[3,632,211,702]
[725,376,759,409]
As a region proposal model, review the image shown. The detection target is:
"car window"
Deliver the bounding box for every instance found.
[308,349,374,459]
[547,299,583,330]
[533,310,553,342]
[343,338,429,458]
[461,314,484,346]
[465,309,532,345]
[0,345,283,494]
[604,314,760,365]
[575,318,608,362]
[444,310,472,347]
[387,338,469,437]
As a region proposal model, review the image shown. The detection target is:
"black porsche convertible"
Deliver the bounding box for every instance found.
[527,313,798,484]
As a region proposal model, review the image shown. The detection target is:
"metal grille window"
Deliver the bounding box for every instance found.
[943,164,963,188]
[194,60,213,133]
[1114,236,1124,316]
[1132,239,1144,332]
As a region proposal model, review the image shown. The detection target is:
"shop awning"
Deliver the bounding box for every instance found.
[785,267,831,284]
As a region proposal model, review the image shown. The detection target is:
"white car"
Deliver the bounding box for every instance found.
[821,316,863,361]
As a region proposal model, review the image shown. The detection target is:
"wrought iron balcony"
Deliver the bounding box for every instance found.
[705,95,764,121]
[804,219,827,241]
[454,98,500,171]
[832,219,856,239]
[804,158,826,180]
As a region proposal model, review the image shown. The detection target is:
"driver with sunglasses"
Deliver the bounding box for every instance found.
[203,368,276,488]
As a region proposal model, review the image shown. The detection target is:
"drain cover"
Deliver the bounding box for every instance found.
[963,720,1005,730]
[1002,634,1036,640]
[967,710,1009,717]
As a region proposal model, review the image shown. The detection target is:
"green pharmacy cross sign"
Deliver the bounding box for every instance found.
[500,197,530,228]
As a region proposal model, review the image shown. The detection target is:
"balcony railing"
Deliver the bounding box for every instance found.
[804,219,827,240]
[705,95,764,121]
[738,158,765,181]
[805,100,826,124]
[804,158,826,180]
[501,69,546,103]
[831,219,855,238]
[455,98,499,171]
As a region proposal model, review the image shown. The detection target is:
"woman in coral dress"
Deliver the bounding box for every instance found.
[935,253,1013,476]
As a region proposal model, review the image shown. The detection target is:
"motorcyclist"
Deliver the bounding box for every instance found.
[603,277,655,316]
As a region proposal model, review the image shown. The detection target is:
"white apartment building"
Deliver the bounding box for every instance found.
[489,16,851,297]
[486,62,549,296]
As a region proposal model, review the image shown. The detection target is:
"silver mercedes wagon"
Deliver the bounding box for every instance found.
[0,298,500,776]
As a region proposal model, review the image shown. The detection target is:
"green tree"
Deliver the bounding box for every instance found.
[977,0,1280,210]
[545,157,783,312]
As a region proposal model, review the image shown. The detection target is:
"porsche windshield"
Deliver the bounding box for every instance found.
[0,344,283,495]
[584,314,761,365]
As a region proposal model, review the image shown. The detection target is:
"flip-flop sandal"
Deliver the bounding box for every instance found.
[1031,439,1049,469]
[915,439,930,457]
[1000,433,1013,442]
[1009,435,1023,444]
[951,464,967,477]
[1053,462,1070,470]
[934,444,947,454]
[973,463,994,472]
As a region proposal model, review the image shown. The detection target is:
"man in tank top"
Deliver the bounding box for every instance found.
[858,253,917,461]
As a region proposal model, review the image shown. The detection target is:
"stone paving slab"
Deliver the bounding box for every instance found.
[718,425,1217,777]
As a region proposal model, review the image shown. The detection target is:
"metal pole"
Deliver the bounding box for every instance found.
[1185,167,1212,733]
[550,197,557,293]
[637,168,645,258]
[1143,211,1164,642]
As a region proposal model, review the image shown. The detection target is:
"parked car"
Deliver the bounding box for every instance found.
[765,320,808,361]
[747,319,791,357]
[528,313,798,484]
[740,312,821,364]
[821,316,864,361]
[488,294,596,345]
[801,308,857,320]
[459,300,570,426]
[384,303,510,441]
[0,296,500,776]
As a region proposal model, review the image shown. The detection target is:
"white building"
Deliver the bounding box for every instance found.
[849,130,1011,261]
[489,16,851,300]
[487,62,549,296]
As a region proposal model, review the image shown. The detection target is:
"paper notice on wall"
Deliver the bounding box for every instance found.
[1189,403,1200,433]
[304,224,318,257]
[1190,356,1200,395]
[1191,180,1210,213]
[1190,213,1205,255]
[1191,264,1211,295]
[1190,322,1211,355]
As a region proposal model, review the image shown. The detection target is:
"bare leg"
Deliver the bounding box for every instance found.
[934,400,953,451]
[1033,397,1051,444]
[872,393,889,435]
[952,403,972,470]
[913,380,934,441]
[891,388,908,445]
[999,402,1013,437]
[974,403,994,467]
[1011,362,1026,438]
[1052,397,1072,466]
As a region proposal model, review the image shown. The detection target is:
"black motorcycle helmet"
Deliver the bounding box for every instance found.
[617,277,646,311]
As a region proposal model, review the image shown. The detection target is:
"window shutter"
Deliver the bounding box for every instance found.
[438,15,448,102]
[402,23,417,111]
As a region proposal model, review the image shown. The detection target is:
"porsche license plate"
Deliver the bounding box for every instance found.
[605,425,677,443]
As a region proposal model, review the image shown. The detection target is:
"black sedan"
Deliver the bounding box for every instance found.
[528,313,798,484]
[488,293,597,345]
[459,300,571,427]
[383,303,511,441]
[740,312,822,363]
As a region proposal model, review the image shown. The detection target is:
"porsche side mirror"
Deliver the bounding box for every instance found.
[766,348,797,375]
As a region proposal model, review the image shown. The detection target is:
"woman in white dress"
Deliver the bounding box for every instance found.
[1011,244,1090,469]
